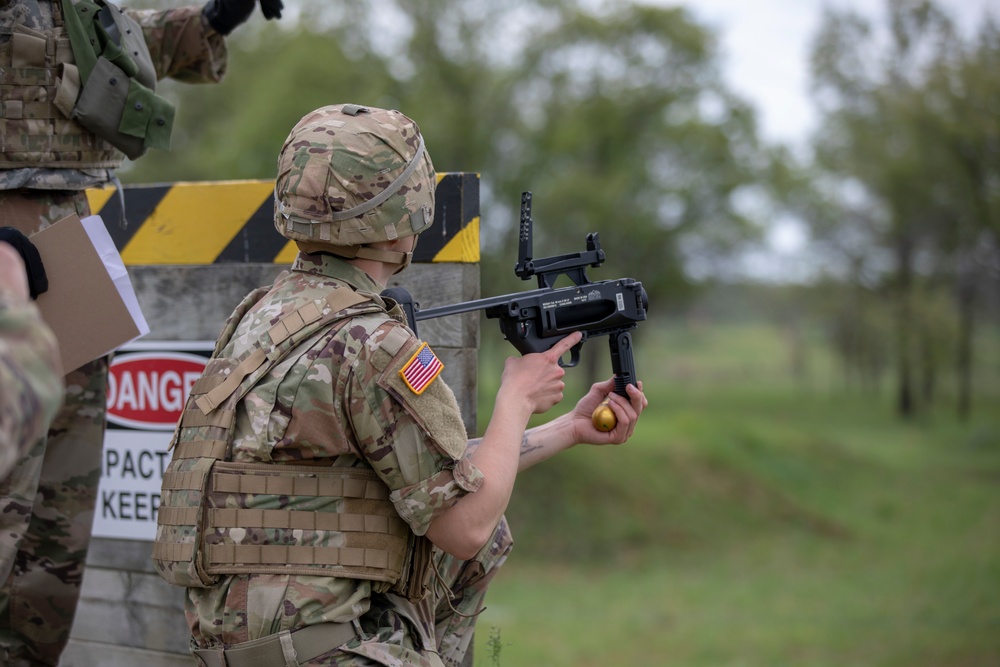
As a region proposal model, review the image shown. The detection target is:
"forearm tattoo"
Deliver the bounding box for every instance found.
[465,433,540,458]
[520,432,543,457]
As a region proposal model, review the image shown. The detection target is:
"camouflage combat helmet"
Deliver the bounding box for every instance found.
[274,103,435,263]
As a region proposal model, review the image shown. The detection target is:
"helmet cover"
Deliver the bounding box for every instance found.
[274,104,435,248]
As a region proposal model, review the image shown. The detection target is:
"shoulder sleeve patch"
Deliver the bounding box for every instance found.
[378,341,467,460]
[398,342,443,395]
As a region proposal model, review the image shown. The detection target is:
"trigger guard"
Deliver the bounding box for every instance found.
[558,341,584,368]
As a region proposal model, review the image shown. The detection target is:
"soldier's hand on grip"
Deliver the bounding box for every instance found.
[498,332,583,416]
[572,377,647,445]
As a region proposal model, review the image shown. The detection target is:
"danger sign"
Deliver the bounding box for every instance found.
[94,341,213,541]
[106,351,207,430]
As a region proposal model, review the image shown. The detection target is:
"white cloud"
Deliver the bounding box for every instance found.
[674,0,1000,147]
[659,0,1000,281]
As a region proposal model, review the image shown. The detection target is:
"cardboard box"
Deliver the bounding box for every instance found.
[31,214,149,374]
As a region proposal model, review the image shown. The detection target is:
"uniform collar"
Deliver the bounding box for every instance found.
[292,252,383,293]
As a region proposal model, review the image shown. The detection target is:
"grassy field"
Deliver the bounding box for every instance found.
[469,320,1000,667]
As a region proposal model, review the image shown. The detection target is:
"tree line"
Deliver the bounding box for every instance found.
[788,0,1000,418]
[125,0,998,419]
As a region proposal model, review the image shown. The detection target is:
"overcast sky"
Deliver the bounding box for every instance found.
[664,0,999,279]
[674,0,1000,149]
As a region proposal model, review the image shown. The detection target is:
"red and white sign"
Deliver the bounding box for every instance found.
[106,351,208,430]
[96,341,213,541]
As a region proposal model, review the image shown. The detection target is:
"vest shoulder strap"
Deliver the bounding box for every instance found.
[193,286,376,415]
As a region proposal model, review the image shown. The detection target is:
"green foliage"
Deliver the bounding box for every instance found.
[485,626,506,667]
[123,0,779,315]
[802,0,1000,419]
[124,23,397,182]
[494,3,769,300]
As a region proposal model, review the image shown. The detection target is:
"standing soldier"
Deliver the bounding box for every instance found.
[153,103,648,667]
[0,1,282,665]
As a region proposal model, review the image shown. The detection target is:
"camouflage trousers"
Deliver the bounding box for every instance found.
[0,190,108,667]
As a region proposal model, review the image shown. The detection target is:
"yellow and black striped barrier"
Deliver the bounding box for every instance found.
[86,172,480,265]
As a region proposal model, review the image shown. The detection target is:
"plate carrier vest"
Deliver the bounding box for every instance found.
[152,284,431,602]
[0,0,173,168]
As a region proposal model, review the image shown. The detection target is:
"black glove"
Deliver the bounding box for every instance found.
[203,0,283,36]
[259,0,282,20]
[0,227,48,300]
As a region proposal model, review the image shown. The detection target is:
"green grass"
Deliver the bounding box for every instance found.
[470,320,1000,667]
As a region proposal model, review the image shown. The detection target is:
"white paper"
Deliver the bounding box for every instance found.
[80,215,151,345]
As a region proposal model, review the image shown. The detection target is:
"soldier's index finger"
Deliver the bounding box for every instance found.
[550,331,584,357]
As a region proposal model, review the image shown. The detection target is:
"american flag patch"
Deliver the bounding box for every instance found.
[399,342,444,395]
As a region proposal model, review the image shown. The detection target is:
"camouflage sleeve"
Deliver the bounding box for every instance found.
[0,296,64,480]
[345,321,484,537]
[128,6,228,83]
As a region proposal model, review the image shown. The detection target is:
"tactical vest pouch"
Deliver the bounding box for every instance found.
[11,27,48,67]
[72,56,174,159]
[53,63,83,118]
[59,0,175,160]
[390,534,434,603]
[152,456,220,588]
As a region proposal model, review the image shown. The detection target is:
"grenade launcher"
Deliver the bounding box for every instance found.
[382,192,649,402]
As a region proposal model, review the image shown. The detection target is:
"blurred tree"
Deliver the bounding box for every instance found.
[807,0,998,418]
[122,0,780,386]
[482,3,774,383]
[498,4,769,293]
[919,18,1000,418]
[123,3,400,181]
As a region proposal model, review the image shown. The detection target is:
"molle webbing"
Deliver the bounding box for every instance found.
[154,463,410,583]
[153,462,410,582]
[210,545,403,571]
[203,463,409,579]
[170,439,228,460]
[161,468,393,498]
[212,469,386,497]
[0,4,124,169]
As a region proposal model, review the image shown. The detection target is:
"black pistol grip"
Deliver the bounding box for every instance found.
[610,330,636,397]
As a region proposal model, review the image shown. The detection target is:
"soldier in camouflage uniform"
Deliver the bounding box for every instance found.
[0,242,62,482]
[158,104,647,667]
[0,1,282,664]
